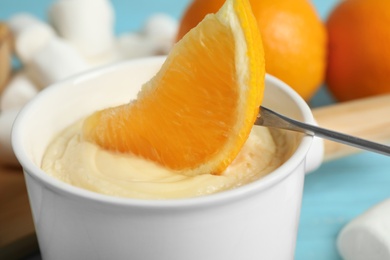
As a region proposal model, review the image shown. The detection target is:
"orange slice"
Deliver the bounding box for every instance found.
[82,0,265,176]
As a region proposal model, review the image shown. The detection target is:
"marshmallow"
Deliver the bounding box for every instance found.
[142,13,178,54]
[86,46,121,68]
[49,0,115,57]
[7,13,56,64]
[0,71,38,112]
[116,32,157,59]
[0,109,19,166]
[26,37,88,88]
[337,198,390,260]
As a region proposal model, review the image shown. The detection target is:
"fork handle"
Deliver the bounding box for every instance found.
[312,93,390,161]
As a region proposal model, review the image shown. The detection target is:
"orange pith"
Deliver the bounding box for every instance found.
[83,0,265,176]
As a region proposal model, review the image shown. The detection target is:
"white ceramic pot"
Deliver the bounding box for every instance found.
[12,56,323,260]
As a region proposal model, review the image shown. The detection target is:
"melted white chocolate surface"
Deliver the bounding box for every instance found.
[42,120,292,199]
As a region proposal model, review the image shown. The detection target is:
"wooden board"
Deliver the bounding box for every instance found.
[0,165,38,259]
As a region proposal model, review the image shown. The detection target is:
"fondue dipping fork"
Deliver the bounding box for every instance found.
[256,106,390,157]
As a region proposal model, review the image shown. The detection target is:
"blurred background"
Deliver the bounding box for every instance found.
[1,1,390,259]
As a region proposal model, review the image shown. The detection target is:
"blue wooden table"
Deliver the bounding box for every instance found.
[1,1,389,259]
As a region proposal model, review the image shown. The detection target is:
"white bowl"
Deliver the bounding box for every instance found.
[12,56,323,260]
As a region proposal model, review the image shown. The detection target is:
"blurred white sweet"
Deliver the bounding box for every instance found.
[26,37,89,88]
[116,32,157,59]
[86,46,122,67]
[337,198,390,260]
[0,71,38,111]
[142,13,178,54]
[0,0,180,166]
[116,14,178,59]
[0,109,19,165]
[49,0,115,58]
[7,13,56,64]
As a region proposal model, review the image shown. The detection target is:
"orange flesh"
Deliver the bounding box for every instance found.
[84,16,238,173]
[83,0,265,175]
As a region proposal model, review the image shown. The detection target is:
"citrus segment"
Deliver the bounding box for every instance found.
[83,0,265,176]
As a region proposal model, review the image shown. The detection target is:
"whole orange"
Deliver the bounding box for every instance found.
[326,0,390,101]
[176,0,327,101]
